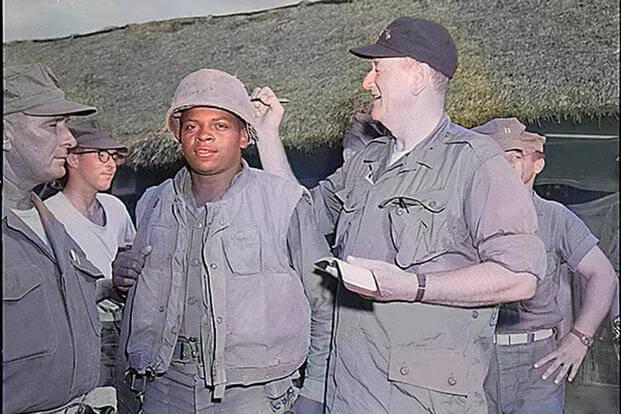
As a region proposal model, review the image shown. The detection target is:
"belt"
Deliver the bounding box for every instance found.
[172,336,205,380]
[494,328,555,346]
[173,336,203,363]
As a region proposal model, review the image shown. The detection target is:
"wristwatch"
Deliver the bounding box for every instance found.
[571,327,594,347]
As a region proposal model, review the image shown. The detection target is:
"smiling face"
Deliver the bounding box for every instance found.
[9,114,77,184]
[361,57,415,130]
[179,106,249,177]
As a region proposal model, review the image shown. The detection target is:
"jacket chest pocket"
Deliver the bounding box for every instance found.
[383,191,452,267]
[71,255,105,337]
[3,266,58,364]
[333,189,365,256]
[145,223,177,272]
[222,227,262,276]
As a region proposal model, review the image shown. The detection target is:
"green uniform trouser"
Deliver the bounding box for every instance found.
[30,387,117,414]
[484,336,565,414]
[141,361,298,414]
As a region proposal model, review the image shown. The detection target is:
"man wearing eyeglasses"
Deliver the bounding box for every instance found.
[473,118,617,414]
[44,127,136,390]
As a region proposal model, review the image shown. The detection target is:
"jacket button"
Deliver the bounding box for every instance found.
[396,208,405,216]
[400,366,410,375]
[210,263,218,270]
[448,376,457,386]
[158,305,166,312]
[166,254,173,261]
[242,375,248,381]
[195,222,203,229]
[471,311,479,319]
[429,201,437,208]
[219,219,226,225]
[187,296,198,305]
[191,259,200,267]
[216,316,223,324]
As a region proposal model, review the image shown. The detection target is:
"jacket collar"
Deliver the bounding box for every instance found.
[5,194,56,262]
[173,161,252,207]
[362,114,454,182]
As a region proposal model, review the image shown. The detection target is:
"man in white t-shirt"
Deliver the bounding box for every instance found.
[44,126,136,388]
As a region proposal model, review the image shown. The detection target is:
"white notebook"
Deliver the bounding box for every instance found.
[314,256,378,295]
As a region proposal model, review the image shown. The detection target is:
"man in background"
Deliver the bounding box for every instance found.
[474,117,617,414]
[43,126,136,388]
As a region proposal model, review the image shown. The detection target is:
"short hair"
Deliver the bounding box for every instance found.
[431,68,450,94]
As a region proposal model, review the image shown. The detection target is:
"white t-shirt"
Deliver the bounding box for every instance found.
[389,144,414,166]
[44,191,136,279]
[12,207,49,245]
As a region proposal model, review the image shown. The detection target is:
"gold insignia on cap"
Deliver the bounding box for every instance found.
[380,29,391,40]
[504,127,511,134]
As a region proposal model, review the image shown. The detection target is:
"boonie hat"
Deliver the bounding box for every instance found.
[166,69,256,140]
[69,127,128,155]
[4,63,97,116]
[472,117,546,154]
[349,16,458,78]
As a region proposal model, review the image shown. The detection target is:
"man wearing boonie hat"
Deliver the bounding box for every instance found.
[116,68,333,413]
[474,117,617,414]
[3,64,117,413]
[43,126,136,390]
[257,16,546,413]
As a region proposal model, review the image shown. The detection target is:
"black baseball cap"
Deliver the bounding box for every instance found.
[349,16,458,78]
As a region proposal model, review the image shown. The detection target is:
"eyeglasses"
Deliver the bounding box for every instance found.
[73,149,127,165]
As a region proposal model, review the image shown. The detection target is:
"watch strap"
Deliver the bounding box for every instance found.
[414,273,426,302]
[571,327,594,347]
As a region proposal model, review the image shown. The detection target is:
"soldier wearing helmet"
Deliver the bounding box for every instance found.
[116,69,333,413]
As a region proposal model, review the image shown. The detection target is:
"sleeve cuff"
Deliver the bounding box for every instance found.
[566,235,598,270]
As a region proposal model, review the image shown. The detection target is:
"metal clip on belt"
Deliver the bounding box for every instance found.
[176,336,203,364]
[175,336,206,380]
[126,368,154,401]
[493,328,555,346]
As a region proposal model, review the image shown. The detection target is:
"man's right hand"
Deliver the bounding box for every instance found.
[250,86,285,141]
[112,245,152,293]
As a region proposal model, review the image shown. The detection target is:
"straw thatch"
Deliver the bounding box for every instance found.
[4,0,619,169]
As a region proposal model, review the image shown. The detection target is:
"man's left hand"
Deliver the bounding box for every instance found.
[346,256,418,302]
[285,395,323,414]
[534,332,589,384]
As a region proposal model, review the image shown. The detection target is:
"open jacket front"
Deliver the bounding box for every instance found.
[123,165,333,400]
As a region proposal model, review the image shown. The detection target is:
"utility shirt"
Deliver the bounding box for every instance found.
[2,193,103,414]
[313,116,546,413]
[124,164,333,401]
[496,192,598,333]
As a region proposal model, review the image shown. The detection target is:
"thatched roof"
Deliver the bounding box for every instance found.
[4,0,619,170]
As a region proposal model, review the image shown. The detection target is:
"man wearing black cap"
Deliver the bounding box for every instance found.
[43,127,136,389]
[256,16,546,413]
[3,64,116,413]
